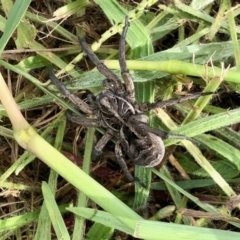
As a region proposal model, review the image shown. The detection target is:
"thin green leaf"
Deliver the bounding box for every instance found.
[196,134,240,170]
[42,182,70,240]
[168,108,240,143]
[68,207,133,235]
[0,0,31,54]
[151,178,240,190]
[134,219,240,240]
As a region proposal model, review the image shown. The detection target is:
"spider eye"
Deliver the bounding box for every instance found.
[102,79,115,89]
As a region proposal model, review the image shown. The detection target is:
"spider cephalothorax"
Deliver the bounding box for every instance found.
[49,17,210,186]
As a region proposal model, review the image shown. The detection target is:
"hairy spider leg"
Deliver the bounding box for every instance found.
[67,111,120,164]
[92,129,114,160]
[115,140,146,187]
[49,68,94,115]
[66,111,103,127]
[138,92,213,111]
[78,37,124,93]
[128,115,199,145]
[119,16,136,105]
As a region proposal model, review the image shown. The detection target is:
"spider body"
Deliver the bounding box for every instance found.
[49,17,211,185]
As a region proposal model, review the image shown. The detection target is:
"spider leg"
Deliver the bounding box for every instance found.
[92,129,114,160]
[128,115,199,145]
[49,68,94,115]
[66,111,103,127]
[115,140,145,187]
[151,128,199,145]
[119,16,136,104]
[78,37,123,92]
[138,92,213,111]
[67,111,116,158]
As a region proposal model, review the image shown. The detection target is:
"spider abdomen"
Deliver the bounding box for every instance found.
[120,122,165,168]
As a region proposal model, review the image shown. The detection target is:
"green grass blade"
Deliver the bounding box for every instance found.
[0,210,40,232]
[93,0,155,50]
[196,134,240,170]
[134,219,240,240]
[0,0,31,54]
[86,222,114,240]
[214,127,240,149]
[170,108,240,141]
[72,127,95,240]
[35,113,66,240]
[42,182,71,240]
[69,206,240,239]
[151,178,240,191]
[152,168,240,228]
[68,207,136,235]
[225,0,240,69]
[105,59,240,84]
[0,60,81,115]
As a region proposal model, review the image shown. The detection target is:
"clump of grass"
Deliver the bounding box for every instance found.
[0,0,240,239]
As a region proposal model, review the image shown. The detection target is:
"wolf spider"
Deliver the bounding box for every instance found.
[49,17,210,186]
